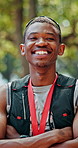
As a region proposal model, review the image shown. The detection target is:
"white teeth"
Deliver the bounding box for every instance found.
[35,51,48,55]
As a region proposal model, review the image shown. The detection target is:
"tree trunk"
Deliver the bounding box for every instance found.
[29,0,37,19]
[14,0,29,76]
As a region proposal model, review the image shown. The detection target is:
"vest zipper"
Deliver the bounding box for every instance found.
[22,93,26,120]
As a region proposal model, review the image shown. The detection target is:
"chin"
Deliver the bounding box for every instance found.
[35,62,49,68]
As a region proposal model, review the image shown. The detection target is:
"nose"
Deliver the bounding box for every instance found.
[35,38,48,47]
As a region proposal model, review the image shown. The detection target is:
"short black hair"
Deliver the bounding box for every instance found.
[23,16,61,43]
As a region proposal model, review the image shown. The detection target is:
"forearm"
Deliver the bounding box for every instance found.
[0,132,58,148]
[50,138,78,148]
[0,130,60,148]
[55,127,72,143]
[0,127,72,148]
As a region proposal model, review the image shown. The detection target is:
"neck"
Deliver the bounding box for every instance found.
[29,64,56,86]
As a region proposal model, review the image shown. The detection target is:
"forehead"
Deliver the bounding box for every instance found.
[26,22,59,36]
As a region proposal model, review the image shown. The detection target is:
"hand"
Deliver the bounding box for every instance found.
[50,144,65,148]
[6,125,20,139]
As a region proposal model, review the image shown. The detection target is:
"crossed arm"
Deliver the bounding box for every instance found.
[0,126,73,148]
[0,85,78,148]
[50,109,78,148]
[5,113,78,148]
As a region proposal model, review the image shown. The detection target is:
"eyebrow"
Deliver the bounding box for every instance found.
[28,32,56,36]
[46,33,56,36]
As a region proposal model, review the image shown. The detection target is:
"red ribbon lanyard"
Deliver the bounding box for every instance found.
[28,74,58,136]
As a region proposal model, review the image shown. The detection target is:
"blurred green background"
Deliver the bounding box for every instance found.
[0,0,78,85]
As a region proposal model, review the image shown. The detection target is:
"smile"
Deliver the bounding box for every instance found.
[32,50,52,55]
[35,51,48,55]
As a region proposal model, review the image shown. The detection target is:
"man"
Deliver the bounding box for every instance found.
[0,16,78,148]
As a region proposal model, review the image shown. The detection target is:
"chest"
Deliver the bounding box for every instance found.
[7,84,75,135]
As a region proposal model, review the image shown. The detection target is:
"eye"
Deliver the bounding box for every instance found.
[46,38,55,41]
[29,37,37,40]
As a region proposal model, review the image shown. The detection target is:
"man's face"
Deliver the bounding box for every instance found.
[24,22,63,68]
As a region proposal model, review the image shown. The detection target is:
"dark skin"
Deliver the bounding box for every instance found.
[50,112,78,148]
[0,21,78,148]
[21,22,65,87]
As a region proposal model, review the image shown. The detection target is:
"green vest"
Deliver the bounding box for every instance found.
[7,74,76,136]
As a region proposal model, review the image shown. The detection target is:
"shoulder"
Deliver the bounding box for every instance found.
[57,73,76,86]
[0,84,7,100]
[11,74,30,89]
[0,84,7,110]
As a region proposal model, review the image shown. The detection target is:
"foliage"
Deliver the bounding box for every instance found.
[0,0,78,82]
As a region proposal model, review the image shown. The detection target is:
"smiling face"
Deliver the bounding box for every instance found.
[20,22,65,69]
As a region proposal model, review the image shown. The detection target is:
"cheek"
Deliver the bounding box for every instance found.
[25,41,35,50]
[50,43,58,52]
[50,41,56,47]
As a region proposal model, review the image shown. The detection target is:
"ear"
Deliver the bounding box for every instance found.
[20,44,26,56]
[58,43,65,56]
